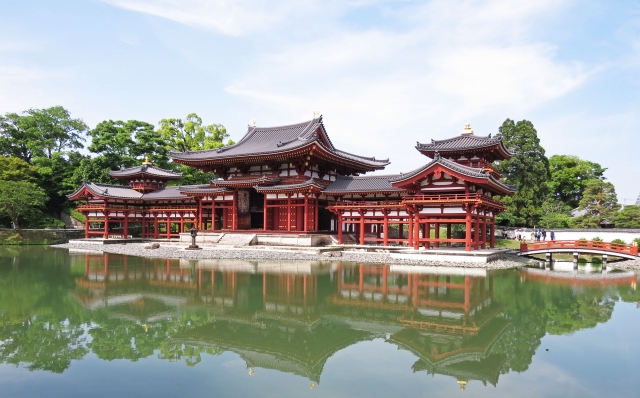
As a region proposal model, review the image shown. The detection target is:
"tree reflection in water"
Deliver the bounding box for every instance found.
[0,247,638,387]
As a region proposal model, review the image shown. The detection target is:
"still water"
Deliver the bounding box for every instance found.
[1,246,640,398]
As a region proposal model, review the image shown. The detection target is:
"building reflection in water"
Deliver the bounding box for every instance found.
[71,253,513,388]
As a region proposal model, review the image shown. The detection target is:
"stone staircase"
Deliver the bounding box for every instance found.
[216,233,257,246]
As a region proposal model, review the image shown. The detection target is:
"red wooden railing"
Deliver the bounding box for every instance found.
[327,193,503,209]
[520,240,639,256]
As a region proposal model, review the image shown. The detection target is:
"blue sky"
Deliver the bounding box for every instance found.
[1,0,639,203]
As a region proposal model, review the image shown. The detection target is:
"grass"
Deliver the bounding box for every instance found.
[494,239,521,249]
[0,229,83,245]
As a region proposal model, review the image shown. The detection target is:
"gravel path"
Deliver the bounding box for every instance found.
[54,242,531,269]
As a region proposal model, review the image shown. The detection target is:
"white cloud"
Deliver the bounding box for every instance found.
[98,0,597,176]
[221,0,593,164]
[99,0,329,36]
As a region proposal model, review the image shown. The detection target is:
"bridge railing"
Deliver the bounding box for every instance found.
[520,240,639,256]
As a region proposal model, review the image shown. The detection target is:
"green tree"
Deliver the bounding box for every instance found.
[0,156,38,183]
[23,106,87,159]
[158,113,234,185]
[547,155,606,209]
[88,119,169,168]
[159,113,232,152]
[0,113,39,162]
[573,179,619,228]
[539,199,573,228]
[615,205,640,228]
[495,119,550,226]
[0,181,48,234]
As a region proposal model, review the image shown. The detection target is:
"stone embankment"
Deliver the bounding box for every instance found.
[610,259,640,270]
[54,242,532,269]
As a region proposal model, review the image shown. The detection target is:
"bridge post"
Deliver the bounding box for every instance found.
[546,252,552,264]
[602,254,608,270]
[573,252,579,270]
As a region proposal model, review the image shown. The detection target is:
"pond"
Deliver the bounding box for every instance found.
[1,246,639,397]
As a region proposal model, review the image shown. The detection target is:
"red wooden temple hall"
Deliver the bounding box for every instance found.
[69,117,516,250]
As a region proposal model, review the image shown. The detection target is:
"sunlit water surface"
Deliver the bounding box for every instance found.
[1,246,640,398]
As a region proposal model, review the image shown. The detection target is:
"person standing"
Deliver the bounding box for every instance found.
[542,229,547,241]
[550,230,555,241]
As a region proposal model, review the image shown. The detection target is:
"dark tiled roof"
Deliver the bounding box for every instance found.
[77,182,143,199]
[323,175,404,194]
[141,186,190,200]
[68,182,193,201]
[254,179,328,193]
[109,165,182,179]
[178,185,229,194]
[416,134,512,157]
[390,158,516,193]
[211,175,281,187]
[169,117,389,169]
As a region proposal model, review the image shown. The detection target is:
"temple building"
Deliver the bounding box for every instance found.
[69,117,516,250]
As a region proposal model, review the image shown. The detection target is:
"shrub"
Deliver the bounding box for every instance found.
[592,236,602,242]
[611,239,626,245]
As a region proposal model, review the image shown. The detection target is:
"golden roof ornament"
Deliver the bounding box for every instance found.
[457,380,467,391]
[142,156,152,165]
[462,123,474,136]
[251,118,256,126]
[313,110,319,118]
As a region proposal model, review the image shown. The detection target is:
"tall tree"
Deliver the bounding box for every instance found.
[0,157,38,183]
[573,179,619,228]
[0,181,48,235]
[158,113,232,152]
[495,119,550,226]
[616,205,640,228]
[158,113,234,184]
[0,107,87,161]
[547,155,606,209]
[88,119,168,168]
[24,106,87,159]
[0,113,39,162]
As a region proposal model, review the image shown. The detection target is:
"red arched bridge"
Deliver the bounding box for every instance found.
[518,240,639,260]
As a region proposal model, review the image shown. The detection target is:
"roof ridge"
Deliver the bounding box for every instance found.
[90,182,134,188]
[336,174,401,179]
[334,148,389,163]
[420,134,497,146]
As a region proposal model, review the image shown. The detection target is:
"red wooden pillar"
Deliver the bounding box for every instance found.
[232,190,238,231]
[338,212,343,244]
[474,210,480,250]
[84,214,89,238]
[481,210,487,249]
[303,194,309,232]
[166,213,171,239]
[263,194,268,231]
[434,222,440,248]
[447,223,452,247]
[359,210,365,245]
[408,217,413,247]
[287,194,292,232]
[465,206,472,252]
[383,210,389,246]
[103,210,109,239]
[313,197,319,232]
[197,198,203,230]
[413,213,420,250]
[123,211,129,239]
